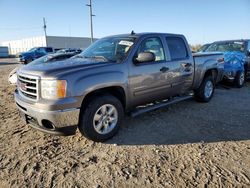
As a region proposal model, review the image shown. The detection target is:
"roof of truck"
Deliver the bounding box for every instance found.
[104,32,185,38]
[212,39,250,43]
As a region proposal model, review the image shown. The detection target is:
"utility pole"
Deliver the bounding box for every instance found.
[43,17,47,47]
[86,0,95,43]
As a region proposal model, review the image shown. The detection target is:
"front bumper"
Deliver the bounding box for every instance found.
[223,70,237,80]
[14,91,80,135]
[18,57,26,62]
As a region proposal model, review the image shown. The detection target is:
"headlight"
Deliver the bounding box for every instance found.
[41,80,67,99]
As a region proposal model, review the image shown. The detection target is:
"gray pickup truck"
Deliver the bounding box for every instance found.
[15,32,224,142]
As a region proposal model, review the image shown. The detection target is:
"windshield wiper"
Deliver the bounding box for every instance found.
[73,55,85,59]
[84,55,109,62]
[73,55,116,62]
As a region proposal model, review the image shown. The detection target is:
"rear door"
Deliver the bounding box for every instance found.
[164,36,194,94]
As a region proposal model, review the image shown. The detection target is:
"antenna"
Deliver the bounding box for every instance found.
[43,17,47,47]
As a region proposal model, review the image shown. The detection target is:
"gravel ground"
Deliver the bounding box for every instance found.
[0,58,250,187]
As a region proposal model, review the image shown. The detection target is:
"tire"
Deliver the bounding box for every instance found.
[78,95,124,142]
[26,58,33,64]
[194,75,214,103]
[234,71,244,88]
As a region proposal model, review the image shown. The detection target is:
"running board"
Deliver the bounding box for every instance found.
[130,95,193,117]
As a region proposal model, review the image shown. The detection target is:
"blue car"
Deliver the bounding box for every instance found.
[204,40,250,88]
[18,47,53,64]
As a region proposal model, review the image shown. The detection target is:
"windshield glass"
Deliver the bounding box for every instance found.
[28,48,36,52]
[198,44,210,52]
[205,41,245,52]
[77,36,136,62]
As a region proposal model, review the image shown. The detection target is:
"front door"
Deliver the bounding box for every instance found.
[128,37,175,107]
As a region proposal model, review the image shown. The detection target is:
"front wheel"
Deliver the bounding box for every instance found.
[194,75,214,103]
[78,95,124,142]
[234,71,245,88]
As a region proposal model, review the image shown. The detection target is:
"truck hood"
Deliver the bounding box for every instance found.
[18,57,113,78]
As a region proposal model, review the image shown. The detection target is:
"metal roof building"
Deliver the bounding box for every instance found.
[1,36,97,55]
[0,46,9,57]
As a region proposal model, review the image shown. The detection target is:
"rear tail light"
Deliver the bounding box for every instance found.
[217,58,224,64]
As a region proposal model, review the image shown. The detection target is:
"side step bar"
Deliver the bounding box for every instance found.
[130,95,193,117]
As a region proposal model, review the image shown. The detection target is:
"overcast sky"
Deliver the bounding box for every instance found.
[0,0,249,44]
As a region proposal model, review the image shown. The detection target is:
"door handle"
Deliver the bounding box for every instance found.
[160,66,169,73]
[181,63,192,72]
[182,63,192,68]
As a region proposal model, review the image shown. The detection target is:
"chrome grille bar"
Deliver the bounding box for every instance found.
[17,74,39,101]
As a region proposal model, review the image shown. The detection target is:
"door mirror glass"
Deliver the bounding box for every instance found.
[135,52,155,63]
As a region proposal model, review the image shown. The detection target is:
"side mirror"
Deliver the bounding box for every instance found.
[134,52,155,63]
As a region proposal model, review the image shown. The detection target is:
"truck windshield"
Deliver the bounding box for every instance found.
[28,48,36,52]
[77,37,136,62]
[205,41,245,53]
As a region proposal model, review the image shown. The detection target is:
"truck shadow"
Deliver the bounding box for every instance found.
[107,96,250,145]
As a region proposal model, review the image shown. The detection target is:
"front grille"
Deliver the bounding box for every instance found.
[17,74,39,101]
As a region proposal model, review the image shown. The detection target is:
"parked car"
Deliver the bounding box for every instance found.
[204,40,250,87]
[14,32,224,142]
[17,47,54,64]
[9,52,76,85]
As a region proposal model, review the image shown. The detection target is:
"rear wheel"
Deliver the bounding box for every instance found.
[78,95,124,142]
[234,71,245,88]
[194,75,214,102]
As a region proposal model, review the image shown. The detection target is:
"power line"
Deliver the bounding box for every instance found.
[86,0,95,43]
[43,17,47,47]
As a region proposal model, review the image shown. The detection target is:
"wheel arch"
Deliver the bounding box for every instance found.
[80,86,127,112]
[204,68,218,83]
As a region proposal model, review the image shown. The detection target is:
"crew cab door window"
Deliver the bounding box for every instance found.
[165,36,193,94]
[45,48,53,53]
[137,37,165,62]
[166,37,188,60]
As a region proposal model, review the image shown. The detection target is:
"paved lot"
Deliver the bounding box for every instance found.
[0,58,249,187]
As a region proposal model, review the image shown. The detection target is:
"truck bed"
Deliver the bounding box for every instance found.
[192,52,224,89]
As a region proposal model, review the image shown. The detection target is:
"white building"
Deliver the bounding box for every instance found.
[1,36,97,55]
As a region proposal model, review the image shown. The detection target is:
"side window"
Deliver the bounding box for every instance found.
[138,37,165,62]
[166,37,188,60]
[39,48,46,54]
[45,48,53,53]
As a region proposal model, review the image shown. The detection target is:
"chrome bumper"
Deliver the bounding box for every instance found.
[14,91,80,135]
